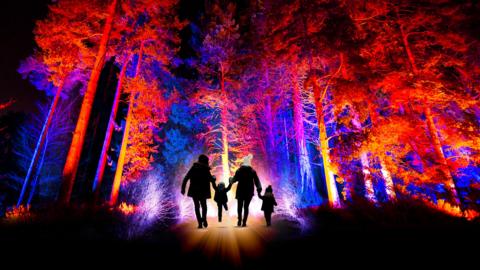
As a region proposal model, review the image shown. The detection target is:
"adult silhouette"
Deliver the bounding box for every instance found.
[231,154,262,227]
[181,154,215,228]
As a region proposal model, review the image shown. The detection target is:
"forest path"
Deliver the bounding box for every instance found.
[172,214,295,265]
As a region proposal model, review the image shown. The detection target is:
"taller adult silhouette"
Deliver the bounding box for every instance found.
[231,154,262,227]
[181,154,214,228]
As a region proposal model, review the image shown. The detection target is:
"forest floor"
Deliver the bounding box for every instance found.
[173,215,302,267]
[0,202,478,268]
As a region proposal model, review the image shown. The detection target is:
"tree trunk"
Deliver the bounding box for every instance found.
[351,110,377,202]
[110,43,144,206]
[59,0,117,204]
[396,11,418,75]
[219,64,230,182]
[425,107,461,205]
[17,78,65,207]
[398,16,460,206]
[360,152,376,203]
[265,97,275,177]
[379,157,395,201]
[110,96,133,206]
[27,136,48,205]
[92,56,130,200]
[283,116,291,178]
[355,106,396,201]
[367,108,395,200]
[312,80,340,207]
[399,26,418,75]
[263,65,276,178]
[299,0,334,205]
[292,74,315,194]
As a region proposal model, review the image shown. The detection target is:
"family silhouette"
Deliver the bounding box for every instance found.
[181,154,276,228]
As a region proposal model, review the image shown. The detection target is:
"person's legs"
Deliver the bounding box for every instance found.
[200,199,208,227]
[193,199,202,228]
[223,202,228,211]
[217,202,222,222]
[237,199,244,226]
[242,197,252,226]
[265,211,272,226]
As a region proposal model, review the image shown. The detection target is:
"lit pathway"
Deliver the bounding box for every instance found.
[172,215,284,265]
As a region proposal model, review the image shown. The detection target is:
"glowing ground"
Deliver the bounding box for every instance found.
[173,215,296,265]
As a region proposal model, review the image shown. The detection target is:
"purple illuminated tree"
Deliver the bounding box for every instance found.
[193,2,245,182]
[93,0,182,201]
[12,100,75,204]
[16,0,96,206]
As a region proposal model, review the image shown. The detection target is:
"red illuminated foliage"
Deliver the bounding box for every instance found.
[16,0,479,213]
[60,0,119,204]
[328,0,480,206]
[109,0,182,205]
[16,0,99,206]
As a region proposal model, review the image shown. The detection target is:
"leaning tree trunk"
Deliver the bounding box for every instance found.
[360,152,376,203]
[379,158,395,201]
[312,79,340,207]
[59,0,117,204]
[110,95,133,206]
[399,25,418,75]
[92,55,130,200]
[425,107,461,205]
[27,136,48,205]
[398,17,460,206]
[17,77,65,207]
[110,43,144,206]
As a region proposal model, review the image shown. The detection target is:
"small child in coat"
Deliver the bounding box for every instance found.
[258,185,277,226]
[211,178,233,222]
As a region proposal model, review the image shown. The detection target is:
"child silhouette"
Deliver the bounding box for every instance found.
[258,185,277,226]
[211,178,233,222]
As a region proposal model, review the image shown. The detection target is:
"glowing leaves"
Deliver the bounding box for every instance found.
[200,3,240,75]
[107,1,182,204]
[122,77,171,181]
[18,55,53,94]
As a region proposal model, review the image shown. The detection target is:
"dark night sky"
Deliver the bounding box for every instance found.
[0,0,203,113]
[0,0,245,113]
[0,0,50,113]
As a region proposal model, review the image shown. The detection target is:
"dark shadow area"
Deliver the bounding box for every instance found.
[0,200,478,269]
